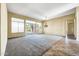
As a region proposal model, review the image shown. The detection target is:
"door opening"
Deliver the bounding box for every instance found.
[67,19,75,39]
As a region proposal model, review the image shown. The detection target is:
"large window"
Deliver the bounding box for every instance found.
[12,17,24,33]
[25,20,42,33]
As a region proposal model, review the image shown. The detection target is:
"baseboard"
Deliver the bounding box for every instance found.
[8,36,25,39]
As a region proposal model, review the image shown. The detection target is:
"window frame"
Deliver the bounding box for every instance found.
[11,17,24,33]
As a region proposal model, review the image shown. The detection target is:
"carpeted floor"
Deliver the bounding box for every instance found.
[5,34,79,56]
[5,34,63,56]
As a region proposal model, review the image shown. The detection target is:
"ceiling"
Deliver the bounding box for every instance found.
[7,3,78,20]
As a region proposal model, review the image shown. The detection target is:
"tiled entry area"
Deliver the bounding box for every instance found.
[43,39,79,56]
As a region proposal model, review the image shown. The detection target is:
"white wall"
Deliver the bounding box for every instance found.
[1,3,7,56]
[0,4,1,55]
[76,6,79,41]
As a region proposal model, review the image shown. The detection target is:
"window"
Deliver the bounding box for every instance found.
[25,20,42,33]
[12,17,24,33]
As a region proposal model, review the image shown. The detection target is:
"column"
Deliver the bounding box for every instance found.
[76,7,79,41]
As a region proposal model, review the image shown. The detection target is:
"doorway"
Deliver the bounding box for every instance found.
[67,19,75,39]
[68,23,74,35]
